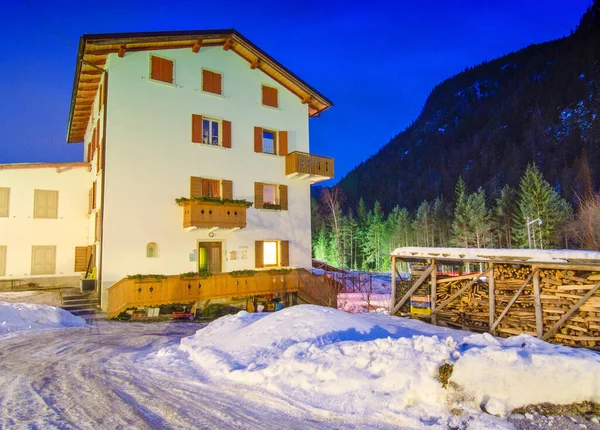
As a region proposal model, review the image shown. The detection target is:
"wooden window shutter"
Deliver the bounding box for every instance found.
[98,83,103,114]
[163,58,173,84]
[151,56,173,83]
[92,181,97,209]
[88,188,93,214]
[46,191,58,219]
[32,246,55,275]
[44,246,56,274]
[190,176,203,198]
[222,180,233,200]
[279,185,288,210]
[280,241,290,266]
[254,182,264,209]
[278,131,288,156]
[74,246,88,272]
[0,246,6,276]
[202,69,211,92]
[213,72,222,95]
[262,86,278,108]
[255,241,264,268]
[0,187,9,217]
[254,127,263,153]
[192,114,203,143]
[222,120,231,148]
[95,213,100,242]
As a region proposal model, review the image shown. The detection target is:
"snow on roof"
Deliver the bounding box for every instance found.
[390,247,600,266]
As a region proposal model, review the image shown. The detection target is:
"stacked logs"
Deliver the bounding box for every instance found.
[427,264,600,349]
[538,269,600,349]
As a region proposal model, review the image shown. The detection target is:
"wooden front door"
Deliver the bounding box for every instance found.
[198,242,222,273]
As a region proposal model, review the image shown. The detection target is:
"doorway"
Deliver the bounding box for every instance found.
[197,242,222,273]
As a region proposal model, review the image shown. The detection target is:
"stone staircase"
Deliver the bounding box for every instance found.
[61,288,100,317]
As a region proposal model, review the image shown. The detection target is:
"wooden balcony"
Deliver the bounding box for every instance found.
[107,270,302,317]
[285,151,334,183]
[181,200,247,230]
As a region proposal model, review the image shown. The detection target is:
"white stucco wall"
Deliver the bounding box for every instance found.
[0,165,90,279]
[101,46,315,293]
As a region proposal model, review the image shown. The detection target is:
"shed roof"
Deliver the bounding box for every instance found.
[67,29,333,143]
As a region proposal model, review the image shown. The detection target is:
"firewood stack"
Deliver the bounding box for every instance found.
[493,264,536,337]
[538,269,600,349]
[434,276,491,330]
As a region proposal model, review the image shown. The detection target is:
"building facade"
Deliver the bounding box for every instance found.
[1,30,333,311]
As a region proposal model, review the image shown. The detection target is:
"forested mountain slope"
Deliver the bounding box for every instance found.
[338,1,600,213]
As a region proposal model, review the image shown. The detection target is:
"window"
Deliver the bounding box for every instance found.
[254,183,288,210]
[263,184,277,205]
[147,242,158,258]
[0,246,6,276]
[31,246,56,275]
[0,187,9,217]
[255,240,290,268]
[263,241,278,266]
[33,190,58,219]
[262,85,278,108]
[192,115,231,148]
[74,246,94,272]
[202,179,221,198]
[190,177,233,199]
[203,118,220,145]
[262,130,275,154]
[150,55,174,84]
[202,69,222,95]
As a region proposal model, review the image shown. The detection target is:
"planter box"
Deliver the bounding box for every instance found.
[80,279,96,292]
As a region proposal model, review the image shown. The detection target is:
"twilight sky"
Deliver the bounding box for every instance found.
[0,0,591,185]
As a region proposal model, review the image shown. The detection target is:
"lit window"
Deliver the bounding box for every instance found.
[202,119,220,145]
[263,131,275,154]
[263,241,278,266]
[202,179,221,198]
[147,242,158,258]
[263,184,277,205]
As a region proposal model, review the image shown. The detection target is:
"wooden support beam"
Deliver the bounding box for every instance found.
[490,270,537,333]
[436,273,485,283]
[192,40,202,53]
[250,58,261,69]
[542,281,600,341]
[533,270,543,338]
[301,96,311,105]
[391,264,434,315]
[390,256,397,314]
[433,268,492,314]
[118,44,126,57]
[430,259,437,325]
[223,38,233,51]
[488,263,495,334]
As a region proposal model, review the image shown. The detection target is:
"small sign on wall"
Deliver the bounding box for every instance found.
[189,249,197,262]
[240,246,248,260]
[229,250,237,260]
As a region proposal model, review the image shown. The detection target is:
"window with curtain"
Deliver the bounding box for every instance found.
[202,118,220,145]
[263,184,277,205]
[263,241,278,266]
[202,179,221,198]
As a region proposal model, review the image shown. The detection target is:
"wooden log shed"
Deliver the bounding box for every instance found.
[390,247,600,350]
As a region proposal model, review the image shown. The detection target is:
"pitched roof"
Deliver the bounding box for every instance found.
[67,29,333,143]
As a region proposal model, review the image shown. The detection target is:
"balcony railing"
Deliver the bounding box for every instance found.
[285,151,334,182]
[181,200,247,229]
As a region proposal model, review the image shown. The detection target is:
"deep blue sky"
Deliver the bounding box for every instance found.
[0,0,591,185]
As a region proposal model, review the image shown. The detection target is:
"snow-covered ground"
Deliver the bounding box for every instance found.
[0,301,85,335]
[1,303,599,429]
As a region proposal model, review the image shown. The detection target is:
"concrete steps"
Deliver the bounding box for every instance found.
[62,289,99,317]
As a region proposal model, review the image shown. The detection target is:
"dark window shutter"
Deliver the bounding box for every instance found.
[202,69,210,92]
[190,177,203,198]
[254,127,262,153]
[88,188,92,214]
[278,131,288,156]
[163,58,173,83]
[192,115,203,143]
[254,182,264,209]
[280,241,289,267]
[255,241,264,268]
[92,181,97,209]
[74,246,88,272]
[222,180,233,200]
[95,213,100,242]
[279,185,288,210]
[262,86,278,107]
[151,56,161,81]
[222,120,231,148]
[151,56,173,83]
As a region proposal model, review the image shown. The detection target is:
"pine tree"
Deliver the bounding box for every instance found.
[313,225,328,261]
[514,164,573,248]
[413,201,434,246]
[493,184,517,248]
[466,187,492,248]
[362,201,386,271]
[452,177,470,247]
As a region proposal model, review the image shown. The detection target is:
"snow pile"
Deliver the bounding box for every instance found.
[453,332,600,415]
[179,305,600,425]
[0,302,86,335]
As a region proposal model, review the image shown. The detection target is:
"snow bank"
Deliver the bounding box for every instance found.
[179,305,600,425]
[453,333,600,414]
[0,302,86,335]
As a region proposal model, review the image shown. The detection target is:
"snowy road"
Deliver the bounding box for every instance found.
[0,321,360,430]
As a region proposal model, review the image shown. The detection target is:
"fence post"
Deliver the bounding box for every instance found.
[430,259,437,325]
[390,256,397,314]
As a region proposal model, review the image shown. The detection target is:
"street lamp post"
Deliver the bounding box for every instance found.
[526,217,543,248]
